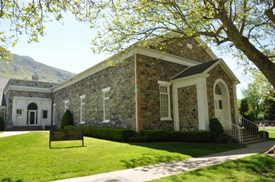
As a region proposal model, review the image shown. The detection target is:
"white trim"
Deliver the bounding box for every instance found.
[52,46,200,92]
[233,81,240,123]
[4,85,52,94]
[64,100,69,112]
[102,87,111,93]
[102,87,110,123]
[158,81,172,121]
[80,95,86,99]
[172,74,209,130]
[213,79,232,126]
[80,95,86,124]
[134,54,139,132]
[53,104,56,125]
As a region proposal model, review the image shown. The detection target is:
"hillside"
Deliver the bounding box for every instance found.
[0,54,75,83]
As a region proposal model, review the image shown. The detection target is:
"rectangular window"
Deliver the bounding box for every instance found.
[53,104,56,125]
[158,81,172,120]
[102,87,111,123]
[16,109,22,118]
[64,100,69,112]
[80,95,86,124]
[42,110,48,119]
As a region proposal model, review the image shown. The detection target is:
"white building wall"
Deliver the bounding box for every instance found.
[12,97,52,128]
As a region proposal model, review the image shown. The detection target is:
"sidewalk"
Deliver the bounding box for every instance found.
[0,131,30,138]
[53,140,275,182]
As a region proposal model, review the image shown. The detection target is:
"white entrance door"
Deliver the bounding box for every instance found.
[28,110,37,125]
[214,84,226,128]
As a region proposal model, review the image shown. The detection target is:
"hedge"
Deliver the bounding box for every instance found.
[64,125,136,142]
[64,126,229,143]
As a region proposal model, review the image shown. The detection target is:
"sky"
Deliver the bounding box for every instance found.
[4,14,249,98]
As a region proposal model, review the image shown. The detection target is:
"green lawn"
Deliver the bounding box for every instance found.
[152,154,275,182]
[265,127,275,139]
[151,127,275,182]
[0,131,244,182]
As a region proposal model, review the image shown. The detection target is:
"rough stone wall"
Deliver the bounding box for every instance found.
[178,86,199,130]
[0,109,4,119]
[136,54,187,131]
[149,38,214,63]
[207,65,236,123]
[53,57,136,130]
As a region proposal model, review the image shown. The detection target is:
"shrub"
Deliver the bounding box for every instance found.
[64,125,136,142]
[209,118,224,135]
[209,118,228,143]
[60,110,74,129]
[0,117,4,131]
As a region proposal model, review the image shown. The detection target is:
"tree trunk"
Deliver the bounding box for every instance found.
[218,9,275,90]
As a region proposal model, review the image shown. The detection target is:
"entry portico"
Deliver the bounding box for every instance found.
[171,59,239,131]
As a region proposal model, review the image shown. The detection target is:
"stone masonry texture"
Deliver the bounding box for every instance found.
[53,56,136,130]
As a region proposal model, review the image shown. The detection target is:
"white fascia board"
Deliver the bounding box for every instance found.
[13,96,52,102]
[134,47,199,66]
[204,59,240,84]
[5,85,52,94]
[171,73,209,88]
[53,47,200,92]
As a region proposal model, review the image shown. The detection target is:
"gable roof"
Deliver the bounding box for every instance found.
[171,59,219,80]
[171,59,240,83]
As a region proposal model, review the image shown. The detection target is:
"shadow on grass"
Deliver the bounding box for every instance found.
[121,153,184,168]
[50,145,85,149]
[156,154,275,181]
[1,178,22,182]
[127,142,245,158]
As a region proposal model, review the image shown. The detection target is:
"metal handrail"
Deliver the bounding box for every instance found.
[220,119,243,144]
[239,117,267,139]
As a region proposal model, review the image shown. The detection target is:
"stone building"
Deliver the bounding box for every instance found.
[1,38,240,132]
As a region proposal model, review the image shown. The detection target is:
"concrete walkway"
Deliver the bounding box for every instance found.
[0,131,30,138]
[53,140,275,182]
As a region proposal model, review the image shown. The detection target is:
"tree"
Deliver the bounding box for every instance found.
[88,0,275,90]
[0,0,104,62]
[239,98,249,116]
[60,110,74,129]
[2,0,275,91]
[264,94,275,120]
[242,82,264,120]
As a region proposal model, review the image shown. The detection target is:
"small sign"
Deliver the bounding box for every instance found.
[49,129,84,148]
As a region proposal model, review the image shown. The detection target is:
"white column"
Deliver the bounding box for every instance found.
[233,81,239,124]
[196,77,209,130]
[172,85,179,131]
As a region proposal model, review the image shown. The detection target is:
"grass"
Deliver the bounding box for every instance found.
[0,131,244,182]
[151,127,275,182]
[152,154,275,182]
[265,127,275,139]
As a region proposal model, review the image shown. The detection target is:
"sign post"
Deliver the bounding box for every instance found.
[49,129,84,148]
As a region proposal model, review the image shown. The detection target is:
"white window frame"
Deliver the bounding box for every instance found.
[102,87,111,123]
[80,95,86,124]
[158,81,172,121]
[64,100,69,112]
[53,104,56,125]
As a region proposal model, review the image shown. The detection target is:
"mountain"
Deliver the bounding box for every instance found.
[0,54,75,83]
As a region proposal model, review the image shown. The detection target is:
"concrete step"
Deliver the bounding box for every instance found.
[242,130,268,145]
[5,126,43,131]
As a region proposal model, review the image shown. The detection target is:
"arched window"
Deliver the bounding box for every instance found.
[28,103,38,110]
[215,84,222,95]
